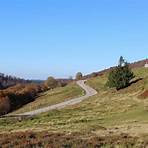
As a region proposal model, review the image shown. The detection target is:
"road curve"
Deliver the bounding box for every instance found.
[17,80,97,116]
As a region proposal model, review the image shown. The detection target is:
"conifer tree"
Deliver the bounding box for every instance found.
[106,57,134,90]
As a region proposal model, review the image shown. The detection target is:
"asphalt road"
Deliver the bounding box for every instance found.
[17,80,97,116]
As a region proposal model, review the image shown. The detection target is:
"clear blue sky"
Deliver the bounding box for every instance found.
[0,0,148,79]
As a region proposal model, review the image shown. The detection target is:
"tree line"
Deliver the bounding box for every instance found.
[0,73,31,89]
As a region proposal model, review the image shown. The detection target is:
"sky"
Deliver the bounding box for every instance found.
[0,0,148,80]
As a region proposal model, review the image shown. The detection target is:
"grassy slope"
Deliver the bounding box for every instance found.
[1,67,148,135]
[0,68,148,132]
[10,82,84,114]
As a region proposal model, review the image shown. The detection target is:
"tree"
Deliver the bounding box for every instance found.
[44,77,58,89]
[106,58,134,90]
[76,72,83,80]
[118,56,125,67]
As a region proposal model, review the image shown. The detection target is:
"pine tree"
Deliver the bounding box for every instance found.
[118,56,125,67]
[106,58,134,90]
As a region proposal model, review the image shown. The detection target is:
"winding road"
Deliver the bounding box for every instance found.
[17,80,97,116]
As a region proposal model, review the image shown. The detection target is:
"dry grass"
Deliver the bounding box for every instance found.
[10,82,84,114]
[1,67,148,146]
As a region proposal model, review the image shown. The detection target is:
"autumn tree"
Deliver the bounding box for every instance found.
[0,92,10,115]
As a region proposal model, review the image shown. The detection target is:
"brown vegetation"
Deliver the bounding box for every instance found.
[0,77,71,115]
[0,83,48,115]
[139,90,148,99]
[0,131,140,148]
[0,96,10,115]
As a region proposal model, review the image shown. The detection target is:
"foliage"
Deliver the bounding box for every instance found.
[44,77,58,89]
[0,75,70,115]
[0,83,47,115]
[118,56,125,67]
[106,62,135,90]
[76,72,83,80]
[0,96,10,115]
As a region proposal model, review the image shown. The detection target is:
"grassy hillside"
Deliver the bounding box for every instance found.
[10,82,84,114]
[87,67,148,90]
[0,67,148,147]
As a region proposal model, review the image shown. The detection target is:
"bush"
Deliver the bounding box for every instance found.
[106,62,134,90]
[76,72,83,80]
[44,77,58,89]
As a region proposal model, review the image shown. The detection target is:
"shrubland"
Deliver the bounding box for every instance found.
[0,83,47,115]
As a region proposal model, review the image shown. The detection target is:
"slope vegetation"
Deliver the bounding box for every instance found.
[0,67,148,147]
[11,82,84,114]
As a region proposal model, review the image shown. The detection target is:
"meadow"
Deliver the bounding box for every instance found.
[0,67,148,147]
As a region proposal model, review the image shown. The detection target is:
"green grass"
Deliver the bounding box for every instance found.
[133,67,148,78]
[133,67,148,89]
[10,82,84,114]
[1,67,148,137]
[86,67,148,92]
[86,72,108,92]
[0,91,146,133]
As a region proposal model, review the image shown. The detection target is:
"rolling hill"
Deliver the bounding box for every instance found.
[0,61,148,147]
[84,59,148,79]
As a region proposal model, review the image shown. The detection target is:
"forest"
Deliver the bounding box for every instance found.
[0,73,30,89]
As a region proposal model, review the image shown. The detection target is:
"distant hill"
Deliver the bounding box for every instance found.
[84,59,147,79]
